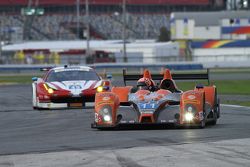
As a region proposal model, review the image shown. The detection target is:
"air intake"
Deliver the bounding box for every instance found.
[140,116,153,123]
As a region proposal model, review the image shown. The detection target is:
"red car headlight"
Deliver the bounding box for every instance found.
[43,83,56,94]
[96,86,110,93]
[96,86,104,92]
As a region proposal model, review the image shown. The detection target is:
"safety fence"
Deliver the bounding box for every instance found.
[1,54,250,65]
[0,63,203,74]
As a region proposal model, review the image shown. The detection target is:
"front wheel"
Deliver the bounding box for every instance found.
[199,119,206,129]
[32,84,38,110]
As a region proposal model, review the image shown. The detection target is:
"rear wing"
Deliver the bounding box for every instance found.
[123,69,210,86]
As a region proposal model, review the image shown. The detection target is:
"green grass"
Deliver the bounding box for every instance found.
[176,80,250,95]
[1,75,250,95]
[176,80,250,107]
[1,74,250,107]
[0,75,41,84]
[214,80,250,95]
[210,68,250,74]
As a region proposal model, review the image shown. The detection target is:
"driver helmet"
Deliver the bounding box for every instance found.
[137,77,152,90]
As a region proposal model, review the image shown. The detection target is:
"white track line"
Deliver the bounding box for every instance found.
[221,104,250,109]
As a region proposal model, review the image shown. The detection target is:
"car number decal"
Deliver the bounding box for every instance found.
[69,85,82,89]
[139,102,157,109]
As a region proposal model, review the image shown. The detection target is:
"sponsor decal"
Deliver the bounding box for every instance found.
[54,68,90,73]
[140,111,154,114]
[138,102,157,109]
[98,93,114,97]
[188,95,196,100]
[95,113,101,122]
[96,101,114,106]
[53,81,95,91]
[102,97,111,101]
[71,94,81,97]
[183,100,199,104]
[69,85,82,89]
[44,95,50,99]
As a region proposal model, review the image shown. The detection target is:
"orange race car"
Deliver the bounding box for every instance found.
[91,69,220,129]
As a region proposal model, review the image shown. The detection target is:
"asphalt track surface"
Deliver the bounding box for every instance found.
[0,84,250,157]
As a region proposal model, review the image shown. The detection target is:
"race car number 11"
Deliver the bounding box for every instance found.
[139,103,156,109]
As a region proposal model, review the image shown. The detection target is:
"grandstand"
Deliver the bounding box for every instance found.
[0,0,226,41]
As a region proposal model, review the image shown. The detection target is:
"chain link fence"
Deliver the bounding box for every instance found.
[1,51,250,65]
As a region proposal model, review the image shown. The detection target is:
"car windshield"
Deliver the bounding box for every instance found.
[46,70,100,82]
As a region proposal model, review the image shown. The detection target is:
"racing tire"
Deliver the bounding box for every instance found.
[211,93,218,126]
[213,89,220,119]
[199,93,206,129]
[210,111,217,125]
[32,84,38,110]
[199,119,206,129]
[216,99,220,118]
[37,107,48,111]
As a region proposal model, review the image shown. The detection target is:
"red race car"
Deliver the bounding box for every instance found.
[32,65,110,109]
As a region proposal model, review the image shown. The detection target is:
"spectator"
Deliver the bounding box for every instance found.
[26,54,33,64]
[14,50,25,64]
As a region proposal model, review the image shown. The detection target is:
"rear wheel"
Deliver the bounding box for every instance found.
[216,99,220,118]
[210,111,217,125]
[211,113,217,125]
[199,94,206,129]
[213,89,220,118]
[208,89,219,125]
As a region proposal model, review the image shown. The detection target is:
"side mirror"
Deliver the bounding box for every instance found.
[106,74,112,80]
[32,77,38,82]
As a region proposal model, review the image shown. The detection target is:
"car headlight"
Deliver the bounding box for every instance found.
[43,83,55,94]
[103,115,111,122]
[187,106,193,112]
[97,86,110,92]
[185,112,194,122]
[97,86,103,92]
[185,104,197,114]
[100,105,112,122]
[48,88,54,94]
